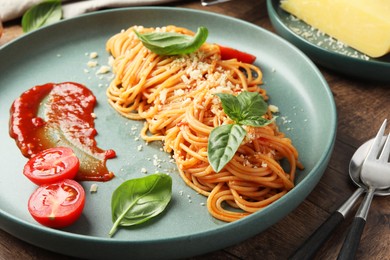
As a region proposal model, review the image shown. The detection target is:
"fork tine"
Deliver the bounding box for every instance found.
[379,132,390,162]
[365,119,387,160]
[201,0,231,6]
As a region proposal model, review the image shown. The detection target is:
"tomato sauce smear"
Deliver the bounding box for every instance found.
[9,82,116,181]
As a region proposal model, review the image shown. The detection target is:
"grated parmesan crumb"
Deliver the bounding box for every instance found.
[90,184,98,193]
[269,104,279,113]
[87,61,98,67]
[89,52,98,59]
[108,56,115,66]
[96,65,111,74]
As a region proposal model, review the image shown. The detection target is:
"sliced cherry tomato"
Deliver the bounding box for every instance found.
[218,44,256,64]
[23,147,79,185]
[28,179,85,228]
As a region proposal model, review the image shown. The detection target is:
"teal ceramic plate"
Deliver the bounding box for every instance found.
[267,0,390,82]
[0,7,336,259]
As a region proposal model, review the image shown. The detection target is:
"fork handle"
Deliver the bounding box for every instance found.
[337,188,375,260]
[337,217,366,260]
[288,188,364,260]
[288,211,344,260]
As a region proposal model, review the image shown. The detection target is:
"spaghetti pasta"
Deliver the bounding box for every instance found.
[106,25,303,222]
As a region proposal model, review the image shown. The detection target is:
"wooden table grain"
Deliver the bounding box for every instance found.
[1,0,389,259]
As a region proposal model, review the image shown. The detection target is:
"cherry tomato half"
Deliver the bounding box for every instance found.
[28,179,85,228]
[23,147,79,185]
[217,45,256,64]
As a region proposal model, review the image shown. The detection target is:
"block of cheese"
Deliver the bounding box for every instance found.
[280,0,390,58]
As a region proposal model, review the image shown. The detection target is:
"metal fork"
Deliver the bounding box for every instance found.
[338,119,390,260]
[200,0,231,6]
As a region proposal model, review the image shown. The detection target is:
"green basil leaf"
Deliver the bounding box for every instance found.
[208,124,246,173]
[109,173,172,237]
[237,91,268,119]
[215,93,242,122]
[216,91,272,126]
[208,92,274,172]
[238,116,274,127]
[22,0,62,33]
[134,26,208,55]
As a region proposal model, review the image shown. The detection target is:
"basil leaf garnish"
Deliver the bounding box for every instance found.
[217,91,270,125]
[208,91,274,172]
[134,26,208,55]
[22,0,62,33]
[238,117,273,127]
[109,173,172,237]
[236,91,268,122]
[215,93,242,122]
[208,124,247,173]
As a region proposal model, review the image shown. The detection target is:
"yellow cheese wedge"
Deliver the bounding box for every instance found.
[280,0,390,58]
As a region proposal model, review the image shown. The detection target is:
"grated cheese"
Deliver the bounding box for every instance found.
[89,52,98,59]
[269,104,279,113]
[90,183,98,193]
[96,65,111,75]
[87,61,98,67]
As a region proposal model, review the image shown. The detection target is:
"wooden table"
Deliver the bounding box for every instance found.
[1,0,389,259]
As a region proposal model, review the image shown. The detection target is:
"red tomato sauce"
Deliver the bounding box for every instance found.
[9,82,116,181]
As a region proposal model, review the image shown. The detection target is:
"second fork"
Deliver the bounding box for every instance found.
[337,119,390,260]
